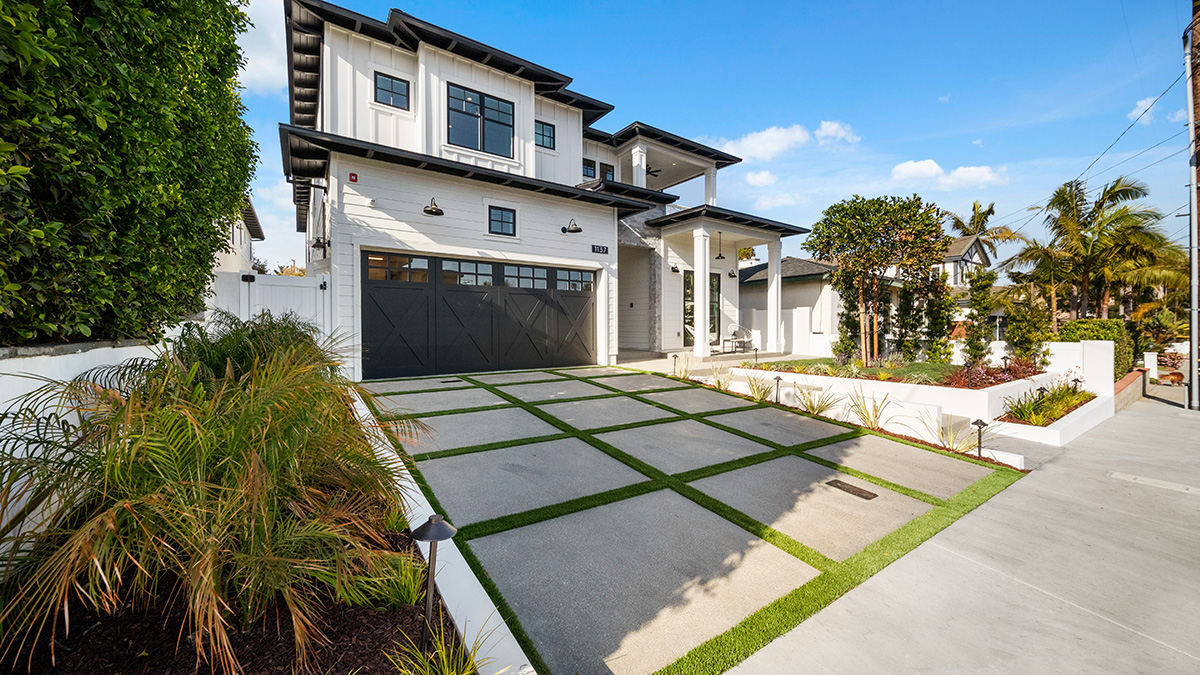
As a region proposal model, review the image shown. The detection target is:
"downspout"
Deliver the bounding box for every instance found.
[1186,25,1200,410]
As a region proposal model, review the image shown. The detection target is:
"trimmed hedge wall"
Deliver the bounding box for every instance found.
[1058,319,1133,381]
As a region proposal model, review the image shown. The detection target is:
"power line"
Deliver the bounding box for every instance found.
[1074,71,1184,181]
[1089,129,1186,178]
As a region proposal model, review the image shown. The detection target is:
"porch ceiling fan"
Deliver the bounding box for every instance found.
[644,165,663,178]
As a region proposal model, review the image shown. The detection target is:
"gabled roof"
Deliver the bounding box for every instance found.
[286,0,613,126]
[945,235,991,266]
[645,205,808,236]
[583,122,742,168]
[280,125,655,232]
[739,257,836,284]
[242,199,265,240]
[575,178,679,205]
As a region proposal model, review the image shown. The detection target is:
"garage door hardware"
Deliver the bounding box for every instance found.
[826,479,877,500]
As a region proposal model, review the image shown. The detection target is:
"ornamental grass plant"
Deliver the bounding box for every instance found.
[0,312,422,672]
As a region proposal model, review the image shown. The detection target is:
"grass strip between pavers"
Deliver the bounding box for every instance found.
[456,480,664,540]
[410,432,572,462]
[653,468,1022,675]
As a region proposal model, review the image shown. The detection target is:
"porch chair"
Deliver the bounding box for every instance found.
[724,324,754,354]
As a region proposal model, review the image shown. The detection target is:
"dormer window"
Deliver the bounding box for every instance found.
[582,159,596,179]
[448,84,514,158]
[374,72,409,110]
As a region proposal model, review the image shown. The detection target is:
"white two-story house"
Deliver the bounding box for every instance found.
[281,0,804,379]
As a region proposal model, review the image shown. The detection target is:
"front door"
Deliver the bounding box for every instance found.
[683,270,720,348]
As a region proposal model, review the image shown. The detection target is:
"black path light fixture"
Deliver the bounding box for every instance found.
[422,197,444,216]
[561,219,583,234]
[412,514,457,650]
[1001,355,1011,370]
[754,347,759,365]
[972,419,989,458]
[672,354,679,377]
[715,231,726,260]
[774,375,783,403]
[1036,386,1049,397]
[1072,377,1083,392]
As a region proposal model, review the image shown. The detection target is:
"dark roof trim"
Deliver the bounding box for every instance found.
[645,205,808,236]
[242,199,265,240]
[280,124,655,232]
[287,0,613,126]
[944,234,992,266]
[585,122,742,168]
[576,178,679,205]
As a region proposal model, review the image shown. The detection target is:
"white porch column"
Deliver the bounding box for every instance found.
[704,166,718,205]
[767,239,782,352]
[631,142,648,189]
[693,228,711,358]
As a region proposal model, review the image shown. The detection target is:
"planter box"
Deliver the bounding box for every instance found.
[990,394,1115,447]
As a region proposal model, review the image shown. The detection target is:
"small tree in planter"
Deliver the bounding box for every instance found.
[832,274,861,364]
[924,272,955,363]
[1004,295,1050,366]
[894,282,922,361]
[962,266,999,365]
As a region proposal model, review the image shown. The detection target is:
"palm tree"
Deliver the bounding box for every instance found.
[947,201,1025,257]
[1002,237,1071,332]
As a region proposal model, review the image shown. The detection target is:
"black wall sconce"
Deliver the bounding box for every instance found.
[311,236,329,251]
[671,265,680,273]
[423,198,444,216]
[562,219,583,234]
[728,270,737,278]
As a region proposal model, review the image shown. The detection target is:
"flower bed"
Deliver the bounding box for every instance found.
[741,357,1042,390]
[998,383,1096,427]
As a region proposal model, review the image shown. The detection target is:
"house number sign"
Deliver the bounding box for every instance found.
[591,245,609,254]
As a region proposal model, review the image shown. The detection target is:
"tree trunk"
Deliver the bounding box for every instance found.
[1050,288,1059,333]
[1079,272,1091,319]
[871,278,880,362]
[1121,287,1133,318]
[858,283,868,364]
[1070,284,1079,319]
[1099,286,1111,320]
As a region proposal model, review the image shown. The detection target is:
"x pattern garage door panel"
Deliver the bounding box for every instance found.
[362,251,598,378]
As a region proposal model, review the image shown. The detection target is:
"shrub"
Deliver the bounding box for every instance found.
[924,273,955,363]
[1058,319,1133,381]
[710,365,733,391]
[846,387,894,430]
[0,312,416,671]
[1161,352,1186,370]
[1005,301,1050,365]
[1002,383,1095,426]
[745,374,775,401]
[0,0,257,345]
[962,267,998,366]
[893,283,922,361]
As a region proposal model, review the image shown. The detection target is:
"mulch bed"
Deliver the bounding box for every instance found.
[8,532,460,675]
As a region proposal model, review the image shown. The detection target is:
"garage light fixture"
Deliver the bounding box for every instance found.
[423,198,444,216]
[412,514,457,650]
[561,219,583,234]
[311,236,329,251]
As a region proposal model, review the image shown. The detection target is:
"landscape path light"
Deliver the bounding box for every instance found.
[1072,377,1083,392]
[1036,387,1049,397]
[1001,355,1010,370]
[672,354,679,377]
[754,348,759,365]
[972,419,988,458]
[774,375,783,403]
[412,514,457,650]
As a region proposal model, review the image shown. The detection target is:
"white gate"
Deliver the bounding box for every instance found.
[208,272,333,337]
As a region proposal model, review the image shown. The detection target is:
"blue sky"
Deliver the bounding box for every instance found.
[239,0,1194,272]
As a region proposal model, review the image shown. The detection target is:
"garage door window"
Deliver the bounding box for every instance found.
[443,260,494,286]
[504,265,548,289]
[368,253,429,282]
[557,269,594,292]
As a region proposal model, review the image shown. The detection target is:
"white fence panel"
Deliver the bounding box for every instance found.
[208,272,333,338]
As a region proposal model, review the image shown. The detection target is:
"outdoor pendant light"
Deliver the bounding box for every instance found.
[562,219,583,234]
[423,198,444,216]
[715,231,726,260]
[412,514,457,650]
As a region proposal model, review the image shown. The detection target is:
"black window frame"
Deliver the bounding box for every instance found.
[488,205,517,237]
[447,83,514,159]
[374,72,410,111]
[600,162,615,181]
[534,120,556,150]
[582,158,596,179]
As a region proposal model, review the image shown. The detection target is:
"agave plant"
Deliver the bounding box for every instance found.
[809,363,837,376]
[676,354,695,380]
[0,312,422,672]
[845,386,894,430]
[745,374,776,401]
[794,385,842,417]
[710,365,733,391]
[903,371,938,385]
[914,412,978,453]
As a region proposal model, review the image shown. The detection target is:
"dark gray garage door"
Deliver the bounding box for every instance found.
[361,251,597,379]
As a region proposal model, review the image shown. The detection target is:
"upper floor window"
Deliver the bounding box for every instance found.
[535,121,556,149]
[374,72,410,110]
[582,158,596,179]
[600,162,615,181]
[488,206,516,236]
[448,84,513,158]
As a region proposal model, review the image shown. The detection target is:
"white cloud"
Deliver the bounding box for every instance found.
[720,124,811,162]
[890,159,1007,190]
[753,193,804,210]
[813,121,861,145]
[938,93,951,103]
[972,138,984,147]
[1127,96,1157,125]
[745,170,778,187]
[891,159,945,182]
[238,0,288,96]
[1169,108,1188,124]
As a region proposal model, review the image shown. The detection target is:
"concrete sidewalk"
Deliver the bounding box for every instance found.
[730,387,1200,674]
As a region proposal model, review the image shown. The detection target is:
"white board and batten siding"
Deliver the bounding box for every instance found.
[617,247,651,350]
[533,96,585,185]
[326,155,620,380]
[659,235,740,352]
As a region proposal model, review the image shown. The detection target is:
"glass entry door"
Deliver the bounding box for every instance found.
[683,270,720,348]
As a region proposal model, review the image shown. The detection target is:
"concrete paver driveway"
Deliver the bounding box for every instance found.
[367,367,1015,675]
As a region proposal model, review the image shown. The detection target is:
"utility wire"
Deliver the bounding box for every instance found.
[1089,129,1186,178]
[1074,71,1184,181]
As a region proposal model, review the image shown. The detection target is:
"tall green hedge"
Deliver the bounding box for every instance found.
[1058,319,1133,381]
[0,0,257,345]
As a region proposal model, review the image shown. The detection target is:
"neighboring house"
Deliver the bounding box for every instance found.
[739,236,995,356]
[280,0,805,380]
[213,200,265,273]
